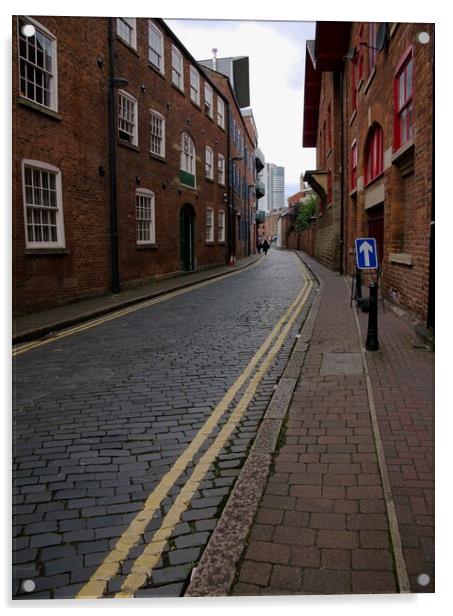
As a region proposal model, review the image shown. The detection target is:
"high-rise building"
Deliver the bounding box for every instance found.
[257,163,285,213]
[198,55,250,108]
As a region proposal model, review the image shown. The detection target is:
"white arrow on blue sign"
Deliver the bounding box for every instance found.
[355,238,379,269]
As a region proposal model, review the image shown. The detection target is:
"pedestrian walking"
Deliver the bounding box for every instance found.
[256,238,262,254]
[262,238,270,255]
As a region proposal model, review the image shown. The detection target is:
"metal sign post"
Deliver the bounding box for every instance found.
[354,238,380,351]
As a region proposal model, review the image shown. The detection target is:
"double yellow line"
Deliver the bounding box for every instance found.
[77,256,314,599]
[13,262,262,357]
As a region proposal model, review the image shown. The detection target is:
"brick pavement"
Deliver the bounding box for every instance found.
[228,253,434,596]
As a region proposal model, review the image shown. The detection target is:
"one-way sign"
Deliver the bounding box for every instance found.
[355,238,378,269]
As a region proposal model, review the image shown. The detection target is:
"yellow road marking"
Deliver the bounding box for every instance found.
[76,255,313,599]
[13,260,262,357]
[115,273,314,597]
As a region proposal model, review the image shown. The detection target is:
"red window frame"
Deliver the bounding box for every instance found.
[365,124,383,185]
[350,140,358,191]
[394,47,414,151]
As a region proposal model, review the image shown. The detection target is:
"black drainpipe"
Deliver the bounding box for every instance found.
[339,70,345,276]
[226,104,233,264]
[108,17,121,294]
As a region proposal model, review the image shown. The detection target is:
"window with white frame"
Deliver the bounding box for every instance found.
[136,189,155,245]
[180,132,196,187]
[204,82,213,118]
[205,208,214,242]
[205,146,214,179]
[116,18,137,49]
[218,210,225,242]
[22,160,65,248]
[148,22,164,73]
[118,90,138,146]
[217,97,225,129]
[190,66,200,105]
[217,154,225,185]
[18,17,57,111]
[171,46,184,90]
[150,110,165,157]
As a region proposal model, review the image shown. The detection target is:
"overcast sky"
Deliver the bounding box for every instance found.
[166,18,316,200]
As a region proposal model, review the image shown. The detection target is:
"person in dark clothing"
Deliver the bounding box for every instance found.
[262,238,270,255]
[256,238,262,254]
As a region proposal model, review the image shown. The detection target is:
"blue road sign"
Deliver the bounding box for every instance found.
[355,238,378,269]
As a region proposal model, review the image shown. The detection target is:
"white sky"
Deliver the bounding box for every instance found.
[166,18,316,199]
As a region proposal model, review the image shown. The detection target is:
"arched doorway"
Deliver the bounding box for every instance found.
[179,203,196,272]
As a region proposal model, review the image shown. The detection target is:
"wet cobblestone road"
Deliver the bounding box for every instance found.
[13,250,316,599]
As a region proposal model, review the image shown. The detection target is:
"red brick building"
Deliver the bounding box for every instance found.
[13,16,240,315]
[202,67,258,262]
[303,22,434,328]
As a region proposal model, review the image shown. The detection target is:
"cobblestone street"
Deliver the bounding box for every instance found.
[13,250,315,599]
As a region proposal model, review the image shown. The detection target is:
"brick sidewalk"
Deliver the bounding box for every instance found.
[230,254,434,596]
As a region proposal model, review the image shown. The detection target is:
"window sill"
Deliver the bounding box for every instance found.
[389,252,413,266]
[148,62,166,79]
[179,182,197,191]
[149,152,167,163]
[18,97,62,121]
[118,140,140,152]
[205,177,215,183]
[116,36,139,56]
[190,99,201,110]
[24,248,68,256]
[391,139,415,177]
[349,108,357,126]
[171,83,186,97]
[205,241,216,246]
[364,171,384,190]
[363,66,377,95]
[136,243,157,250]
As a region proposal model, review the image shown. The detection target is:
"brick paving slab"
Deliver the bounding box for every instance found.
[223,251,433,596]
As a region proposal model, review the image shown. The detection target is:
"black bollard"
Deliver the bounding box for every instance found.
[355,269,363,300]
[365,282,379,351]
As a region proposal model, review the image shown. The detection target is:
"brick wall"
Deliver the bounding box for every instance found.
[13,16,232,315]
[13,16,111,315]
[344,22,434,322]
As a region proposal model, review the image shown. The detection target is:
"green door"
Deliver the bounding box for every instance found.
[179,204,195,272]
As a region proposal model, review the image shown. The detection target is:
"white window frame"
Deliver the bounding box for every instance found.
[136,188,156,245]
[171,45,184,91]
[205,146,214,179]
[148,21,164,73]
[204,82,213,118]
[180,132,196,177]
[217,154,225,185]
[190,66,200,105]
[205,208,214,243]
[150,110,165,157]
[217,97,225,129]
[116,17,137,49]
[218,210,225,242]
[118,90,138,146]
[17,16,58,112]
[21,159,65,249]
